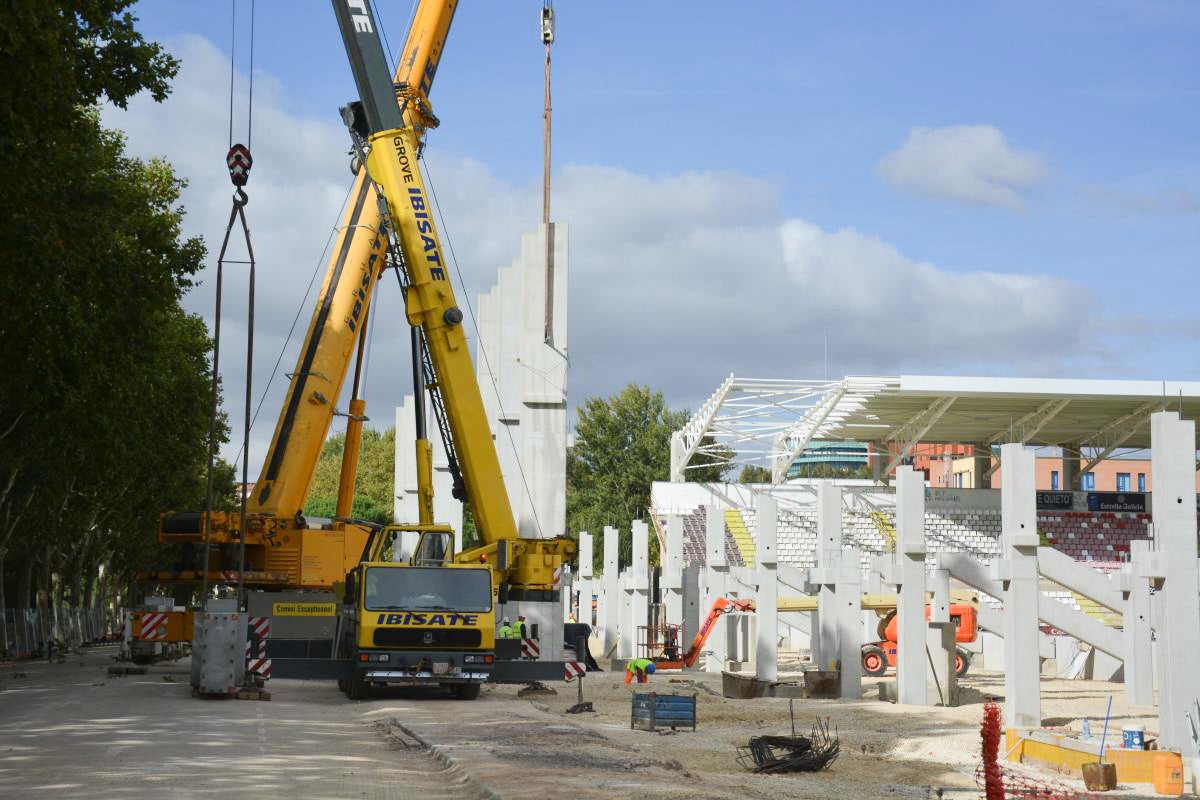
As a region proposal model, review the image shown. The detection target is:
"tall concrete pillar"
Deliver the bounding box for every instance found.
[1120,539,1153,707]
[618,571,634,659]
[681,565,701,671]
[895,467,928,705]
[1150,412,1200,750]
[998,443,1041,729]
[837,547,863,698]
[663,514,684,629]
[630,520,650,661]
[602,526,619,658]
[927,567,956,706]
[577,531,593,626]
[755,495,778,683]
[704,504,729,673]
[814,482,842,670]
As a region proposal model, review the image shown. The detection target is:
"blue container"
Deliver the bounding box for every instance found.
[1122,724,1145,750]
[630,691,697,732]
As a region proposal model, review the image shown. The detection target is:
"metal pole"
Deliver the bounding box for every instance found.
[541,3,555,344]
[236,201,256,624]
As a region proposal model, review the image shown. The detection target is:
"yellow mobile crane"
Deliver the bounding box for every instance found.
[328,0,575,695]
[143,1,575,692]
[154,1,459,592]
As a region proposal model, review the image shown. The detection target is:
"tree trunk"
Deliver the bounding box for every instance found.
[18,555,32,609]
[0,548,7,614]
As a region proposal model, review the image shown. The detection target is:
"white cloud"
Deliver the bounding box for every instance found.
[877,125,1048,210]
[106,36,1114,467]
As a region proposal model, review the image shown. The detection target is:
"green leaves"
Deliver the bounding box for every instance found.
[566,384,729,572]
[304,427,396,526]
[0,1,200,606]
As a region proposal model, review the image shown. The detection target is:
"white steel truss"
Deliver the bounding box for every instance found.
[670,375,896,483]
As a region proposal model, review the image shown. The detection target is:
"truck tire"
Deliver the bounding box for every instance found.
[453,682,481,700]
[955,648,971,678]
[347,670,369,700]
[861,645,888,677]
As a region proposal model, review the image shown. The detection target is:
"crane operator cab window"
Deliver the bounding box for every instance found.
[364,566,491,613]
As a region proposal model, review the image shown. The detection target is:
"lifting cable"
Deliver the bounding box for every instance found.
[201,0,257,610]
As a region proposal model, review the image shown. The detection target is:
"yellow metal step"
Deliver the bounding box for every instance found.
[869,511,897,553]
[724,508,755,567]
[1071,592,1122,627]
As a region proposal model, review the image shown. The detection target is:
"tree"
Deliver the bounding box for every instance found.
[304,428,396,525]
[738,465,773,484]
[567,384,728,572]
[0,2,209,611]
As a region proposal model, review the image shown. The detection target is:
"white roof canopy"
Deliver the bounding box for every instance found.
[670,374,1200,483]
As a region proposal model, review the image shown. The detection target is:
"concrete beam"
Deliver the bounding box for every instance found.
[1036,547,1123,612]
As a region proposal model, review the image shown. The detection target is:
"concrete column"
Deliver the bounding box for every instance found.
[602,526,619,658]
[870,443,886,484]
[577,531,593,626]
[1121,539,1153,707]
[837,546,863,698]
[998,443,1042,729]
[630,520,650,661]
[756,495,778,683]
[895,466,928,706]
[927,567,956,706]
[705,504,729,673]
[663,514,684,629]
[681,565,700,671]
[618,571,634,659]
[814,482,842,670]
[1150,412,1200,750]
[973,444,992,489]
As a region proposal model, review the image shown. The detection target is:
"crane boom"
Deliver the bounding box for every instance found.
[332,0,573,591]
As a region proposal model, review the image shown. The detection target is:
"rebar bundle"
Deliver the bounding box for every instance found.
[737,716,840,774]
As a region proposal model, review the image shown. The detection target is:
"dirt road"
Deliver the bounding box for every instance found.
[0,647,1162,799]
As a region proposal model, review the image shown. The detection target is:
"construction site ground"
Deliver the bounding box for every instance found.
[0,644,1166,799]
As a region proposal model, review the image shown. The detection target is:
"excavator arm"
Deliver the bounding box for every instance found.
[656,596,755,670]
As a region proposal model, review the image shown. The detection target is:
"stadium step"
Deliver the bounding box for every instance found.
[869,511,897,553]
[725,508,756,567]
[1071,591,1122,627]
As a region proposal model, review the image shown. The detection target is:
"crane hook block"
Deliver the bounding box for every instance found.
[227,144,253,187]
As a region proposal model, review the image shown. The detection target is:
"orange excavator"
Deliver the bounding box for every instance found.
[652,597,755,670]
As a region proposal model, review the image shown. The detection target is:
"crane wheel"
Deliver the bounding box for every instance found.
[453,682,481,700]
[861,645,888,677]
[955,648,971,678]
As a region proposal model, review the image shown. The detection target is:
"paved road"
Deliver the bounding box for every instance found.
[0,647,492,799]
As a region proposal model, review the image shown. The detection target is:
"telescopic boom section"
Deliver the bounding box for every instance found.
[331,0,520,547]
[247,0,458,521]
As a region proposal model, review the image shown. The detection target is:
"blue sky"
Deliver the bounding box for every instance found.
[114,1,1200,460]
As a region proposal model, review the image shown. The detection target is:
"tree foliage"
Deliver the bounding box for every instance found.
[0,2,208,611]
[304,428,396,526]
[738,465,773,484]
[566,384,728,572]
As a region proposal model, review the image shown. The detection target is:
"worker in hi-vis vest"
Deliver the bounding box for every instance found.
[513,614,528,639]
[497,618,514,639]
[624,657,656,684]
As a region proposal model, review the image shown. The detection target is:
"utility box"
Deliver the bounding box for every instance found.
[191,610,246,696]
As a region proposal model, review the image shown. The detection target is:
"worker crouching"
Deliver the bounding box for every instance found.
[624,658,656,684]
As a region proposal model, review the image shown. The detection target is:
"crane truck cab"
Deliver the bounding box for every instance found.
[338,524,496,700]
